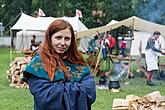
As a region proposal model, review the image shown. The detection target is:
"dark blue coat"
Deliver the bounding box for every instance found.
[23,53,96,110]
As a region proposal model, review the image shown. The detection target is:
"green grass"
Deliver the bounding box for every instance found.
[0,48,33,110]
[0,48,165,110]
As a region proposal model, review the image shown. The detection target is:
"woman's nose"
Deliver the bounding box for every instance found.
[60,38,65,45]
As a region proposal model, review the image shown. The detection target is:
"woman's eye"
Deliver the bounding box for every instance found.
[55,36,62,39]
[65,37,71,41]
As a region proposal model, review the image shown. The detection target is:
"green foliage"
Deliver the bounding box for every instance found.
[1,0,165,32]
[93,77,165,109]
[0,48,33,110]
[0,0,32,30]
[101,0,136,24]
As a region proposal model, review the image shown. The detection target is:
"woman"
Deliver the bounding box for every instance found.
[23,19,96,110]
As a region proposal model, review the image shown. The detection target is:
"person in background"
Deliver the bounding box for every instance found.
[120,35,127,57]
[100,35,110,60]
[32,41,42,52]
[23,19,96,110]
[30,35,37,51]
[145,31,165,86]
[31,35,36,44]
[107,34,116,55]
[87,35,98,54]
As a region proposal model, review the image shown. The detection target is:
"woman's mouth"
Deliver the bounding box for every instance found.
[58,48,65,51]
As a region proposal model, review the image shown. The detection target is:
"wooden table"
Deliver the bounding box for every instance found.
[110,55,135,78]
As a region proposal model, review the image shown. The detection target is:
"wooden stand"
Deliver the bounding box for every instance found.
[110,55,135,78]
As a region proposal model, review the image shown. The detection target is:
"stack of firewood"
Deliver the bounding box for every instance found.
[112,91,165,110]
[7,57,31,89]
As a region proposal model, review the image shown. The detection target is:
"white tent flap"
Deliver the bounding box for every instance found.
[11,12,91,52]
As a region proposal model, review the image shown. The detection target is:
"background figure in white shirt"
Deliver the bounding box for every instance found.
[145,31,165,86]
[100,36,110,60]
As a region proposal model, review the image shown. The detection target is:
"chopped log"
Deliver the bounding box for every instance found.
[112,91,165,110]
[7,56,31,89]
[145,91,161,102]
[155,96,165,106]
[111,88,120,93]
[112,98,129,108]
[126,94,140,101]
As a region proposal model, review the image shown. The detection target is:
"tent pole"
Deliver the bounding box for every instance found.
[74,31,78,40]
[94,45,102,76]
[132,17,135,37]
[74,31,79,49]
[21,30,24,51]
[25,30,28,50]
[126,18,135,78]
[10,29,13,63]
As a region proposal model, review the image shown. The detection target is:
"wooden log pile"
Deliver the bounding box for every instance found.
[7,57,31,89]
[112,91,165,110]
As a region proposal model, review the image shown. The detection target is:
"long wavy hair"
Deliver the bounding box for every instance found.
[38,19,86,81]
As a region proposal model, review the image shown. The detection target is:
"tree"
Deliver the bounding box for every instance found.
[102,0,135,24]
[1,0,32,30]
[1,0,165,33]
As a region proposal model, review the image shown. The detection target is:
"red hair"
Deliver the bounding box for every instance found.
[38,19,86,81]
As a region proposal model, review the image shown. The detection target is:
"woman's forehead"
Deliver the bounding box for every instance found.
[52,29,71,37]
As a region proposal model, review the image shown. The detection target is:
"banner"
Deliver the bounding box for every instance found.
[76,9,83,18]
[38,8,45,17]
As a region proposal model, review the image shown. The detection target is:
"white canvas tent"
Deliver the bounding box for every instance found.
[130,31,165,55]
[77,16,165,38]
[15,31,44,51]
[107,19,165,55]
[11,12,91,51]
[11,12,88,31]
[106,19,165,55]
[77,16,165,55]
[106,20,119,26]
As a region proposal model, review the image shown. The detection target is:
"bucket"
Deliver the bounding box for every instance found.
[108,80,120,89]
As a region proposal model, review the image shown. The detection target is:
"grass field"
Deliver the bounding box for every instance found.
[0,48,165,110]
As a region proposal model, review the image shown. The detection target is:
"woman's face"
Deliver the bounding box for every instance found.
[51,28,72,55]
[154,35,159,40]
